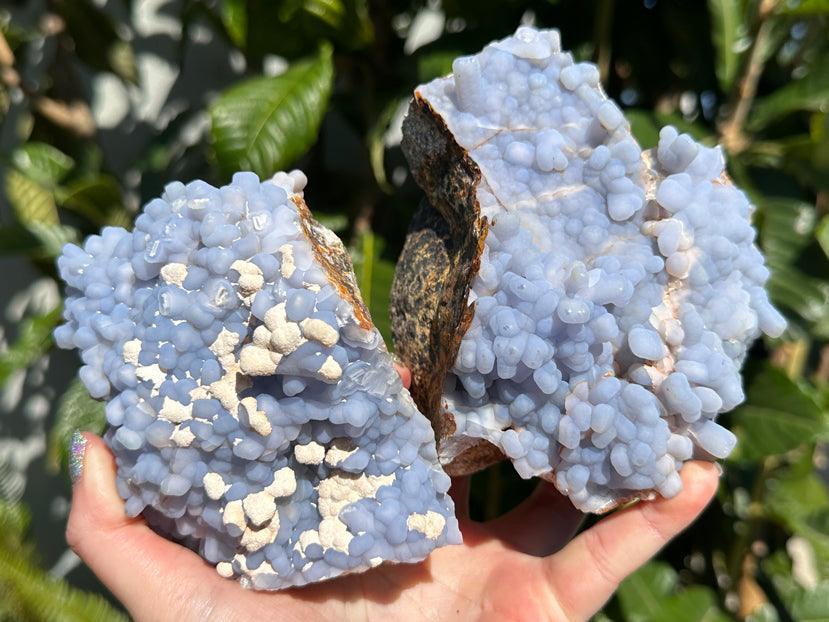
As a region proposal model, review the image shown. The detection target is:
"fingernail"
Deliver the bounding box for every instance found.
[714,462,724,477]
[69,430,87,484]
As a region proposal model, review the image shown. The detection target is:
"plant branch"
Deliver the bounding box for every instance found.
[719,0,779,154]
[0,30,95,138]
[594,0,614,85]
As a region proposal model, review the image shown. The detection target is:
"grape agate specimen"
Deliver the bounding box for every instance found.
[391,26,786,513]
[55,171,461,589]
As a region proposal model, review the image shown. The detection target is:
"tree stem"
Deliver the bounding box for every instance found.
[719,0,779,154]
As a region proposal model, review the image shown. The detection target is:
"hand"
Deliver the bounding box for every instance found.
[66,369,719,622]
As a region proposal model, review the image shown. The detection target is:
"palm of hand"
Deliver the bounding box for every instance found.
[68,433,717,622]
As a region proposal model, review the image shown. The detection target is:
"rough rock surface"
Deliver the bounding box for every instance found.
[55,171,461,589]
[391,26,786,513]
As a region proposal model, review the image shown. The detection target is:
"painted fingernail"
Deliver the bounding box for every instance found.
[69,430,87,484]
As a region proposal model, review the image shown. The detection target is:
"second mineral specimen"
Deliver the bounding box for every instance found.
[391,26,786,513]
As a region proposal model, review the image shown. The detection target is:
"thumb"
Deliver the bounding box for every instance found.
[66,432,223,621]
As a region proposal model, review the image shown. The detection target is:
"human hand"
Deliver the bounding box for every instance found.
[66,369,719,622]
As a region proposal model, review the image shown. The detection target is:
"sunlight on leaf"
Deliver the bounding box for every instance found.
[11,143,74,187]
[210,45,334,179]
[4,169,59,226]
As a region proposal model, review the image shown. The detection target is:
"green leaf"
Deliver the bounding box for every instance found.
[302,0,346,32]
[765,451,829,578]
[766,451,829,527]
[24,222,79,257]
[11,143,74,187]
[760,198,829,329]
[708,0,743,92]
[0,222,78,259]
[417,50,458,82]
[243,0,371,59]
[0,542,128,622]
[314,212,349,232]
[729,365,827,462]
[657,586,732,622]
[57,174,131,228]
[626,109,662,149]
[786,583,829,621]
[340,0,373,48]
[617,562,731,621]
[220,0,247,47]
[617,561,678,621]
[777,0,829,15]
[817,216,829,259]
[746,604,781,622]
[625,109,716,150]
[0,306,61,388]
[4,168,59,226]
[367,98,403,194]
[350,231,395,346]
[747,115,829,193]
[48,379,107,473]
[0,501,30,553]
[765,554,829,622]
[749,64,829,131]
[210,45,334,179]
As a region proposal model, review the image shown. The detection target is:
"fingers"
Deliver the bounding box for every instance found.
[485,481,584,556]
[66,433,223,621]
[393,363,412,390]
[541,461,719,621]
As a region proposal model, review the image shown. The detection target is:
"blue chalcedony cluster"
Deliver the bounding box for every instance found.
[55,170,461,589]
[416,27,786,512]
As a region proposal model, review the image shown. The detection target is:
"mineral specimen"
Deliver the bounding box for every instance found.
[55,170,461,589]
[391,26,786,513]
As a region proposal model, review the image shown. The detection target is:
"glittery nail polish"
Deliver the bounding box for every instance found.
[69,430,87,483]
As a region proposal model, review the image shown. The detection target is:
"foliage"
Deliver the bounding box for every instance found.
[47,379,106,473]
[0,0,827,620]
[0,502,127,622]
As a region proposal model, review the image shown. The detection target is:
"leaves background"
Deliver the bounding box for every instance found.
[0,0,827,619]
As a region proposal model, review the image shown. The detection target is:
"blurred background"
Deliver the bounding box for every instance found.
[0,0,827,619]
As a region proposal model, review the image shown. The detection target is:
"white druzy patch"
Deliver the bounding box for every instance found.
[415,26,785,512]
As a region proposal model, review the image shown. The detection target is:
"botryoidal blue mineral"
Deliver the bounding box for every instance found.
[55,170,461,589]
[394,26,786,513]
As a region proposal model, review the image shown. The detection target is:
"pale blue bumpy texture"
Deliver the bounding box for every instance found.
[419,27,786,513]
[55,171,461,589]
